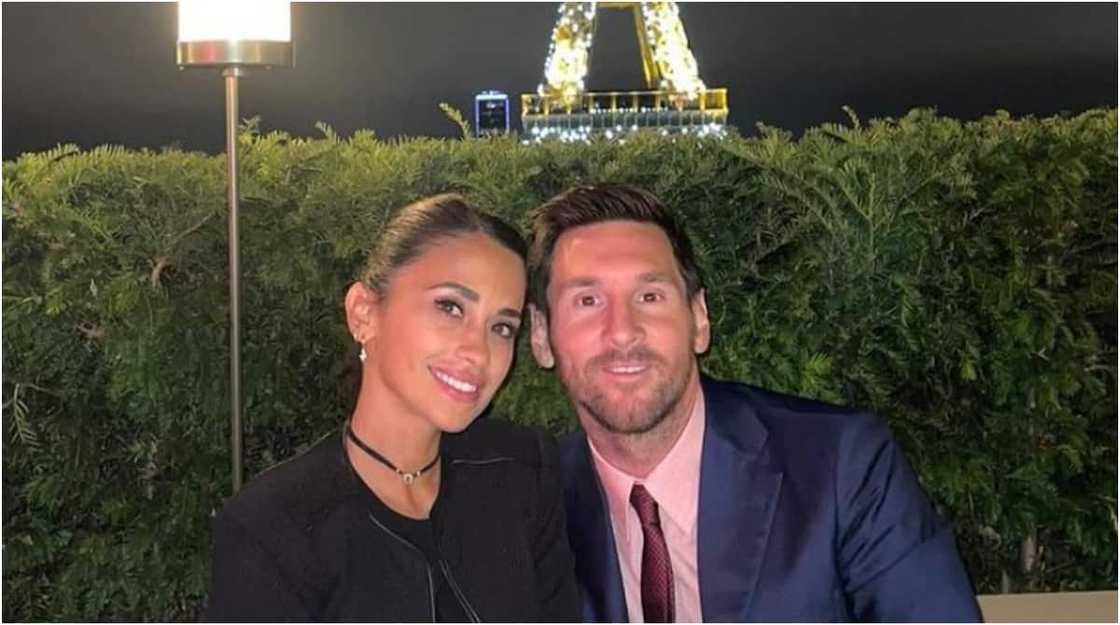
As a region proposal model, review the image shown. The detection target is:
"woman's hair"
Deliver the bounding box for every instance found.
[360,193,528,293]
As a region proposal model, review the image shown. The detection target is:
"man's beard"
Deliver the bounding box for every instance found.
[557,345,695,437]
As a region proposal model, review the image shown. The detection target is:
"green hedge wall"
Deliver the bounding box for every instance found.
[3,109,1116,620]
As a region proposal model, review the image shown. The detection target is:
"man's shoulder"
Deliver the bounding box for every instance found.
[556,428,599,497]
[557,427,590,463]
[703,375,881,435]
[699,375,905,470]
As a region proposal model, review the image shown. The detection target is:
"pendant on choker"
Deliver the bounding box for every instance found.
[346,425,439,485]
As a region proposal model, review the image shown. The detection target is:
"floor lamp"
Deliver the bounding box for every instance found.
[176,1,293,494]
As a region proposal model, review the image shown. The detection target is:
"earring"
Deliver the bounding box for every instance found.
[359,345,367,363]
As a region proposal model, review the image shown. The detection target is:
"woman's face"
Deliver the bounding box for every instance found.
[359,232,527,434]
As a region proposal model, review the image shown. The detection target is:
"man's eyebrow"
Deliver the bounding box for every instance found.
[554,273,678,292]
[638,272,676,284]
[429,282,522,319]
[553,277,599,292]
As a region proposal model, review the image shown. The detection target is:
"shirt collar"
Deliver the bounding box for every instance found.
[588,389,706,535]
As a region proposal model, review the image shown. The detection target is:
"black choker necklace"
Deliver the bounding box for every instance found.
[346,425,440,485]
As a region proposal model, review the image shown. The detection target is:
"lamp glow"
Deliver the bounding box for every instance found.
[177,0,293,68]
[178,1,290,42]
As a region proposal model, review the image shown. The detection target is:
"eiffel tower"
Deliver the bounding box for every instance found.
[522,2,728,142]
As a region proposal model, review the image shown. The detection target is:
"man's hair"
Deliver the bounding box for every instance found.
[527,184,704,317]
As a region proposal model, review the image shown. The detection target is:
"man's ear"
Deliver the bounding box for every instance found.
[528,304,556,369]
[344,282,379,345]
[691,289,712,355]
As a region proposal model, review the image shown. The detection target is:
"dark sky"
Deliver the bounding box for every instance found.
[3,2,1117,160]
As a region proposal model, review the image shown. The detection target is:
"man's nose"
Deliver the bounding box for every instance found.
[604,300,643,349]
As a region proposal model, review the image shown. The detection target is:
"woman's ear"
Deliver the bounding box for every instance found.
[344,282,379,345]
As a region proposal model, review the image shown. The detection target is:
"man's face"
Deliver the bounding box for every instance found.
[531,220,710,436]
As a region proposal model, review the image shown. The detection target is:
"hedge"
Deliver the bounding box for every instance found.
[3,108,1116,620]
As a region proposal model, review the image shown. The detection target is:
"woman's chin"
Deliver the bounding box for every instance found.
[435,411,485,434]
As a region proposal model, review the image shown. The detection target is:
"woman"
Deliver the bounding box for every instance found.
[207,194,579,622]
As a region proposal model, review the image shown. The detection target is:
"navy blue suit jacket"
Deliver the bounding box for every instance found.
[560,376,981,622]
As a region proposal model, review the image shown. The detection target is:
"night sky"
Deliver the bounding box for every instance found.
[3,2,1117,160]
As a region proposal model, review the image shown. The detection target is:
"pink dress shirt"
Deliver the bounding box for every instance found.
[588,393,706,623]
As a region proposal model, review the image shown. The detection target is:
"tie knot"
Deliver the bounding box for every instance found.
[629,483,661,527]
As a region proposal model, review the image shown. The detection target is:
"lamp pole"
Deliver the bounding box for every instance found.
[177,1,293,494]
[223,66,243,492]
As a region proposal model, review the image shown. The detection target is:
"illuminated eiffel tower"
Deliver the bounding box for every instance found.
[522,2,728,142]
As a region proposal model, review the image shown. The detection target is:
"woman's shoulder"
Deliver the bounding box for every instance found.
[443,417,560,468]
[216,429,357,529]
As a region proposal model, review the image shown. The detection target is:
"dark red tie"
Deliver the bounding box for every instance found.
[630,484,675,623]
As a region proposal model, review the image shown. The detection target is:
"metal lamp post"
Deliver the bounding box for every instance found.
[177,1,293,494]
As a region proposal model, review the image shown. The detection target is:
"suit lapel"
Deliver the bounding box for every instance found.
[562,435,628,622]
[697,377,783,622]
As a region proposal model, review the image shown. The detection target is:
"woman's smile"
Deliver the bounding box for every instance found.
[429,365,482,402]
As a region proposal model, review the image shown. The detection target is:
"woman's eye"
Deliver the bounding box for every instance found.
[492,322,518,339]
[435,299,464,318]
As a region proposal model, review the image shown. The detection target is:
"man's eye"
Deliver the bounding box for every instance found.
[640,292,663,303]
[577,295,597,307]
[492,322,518,339]
[435,299,464,318]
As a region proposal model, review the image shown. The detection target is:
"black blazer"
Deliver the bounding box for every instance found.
[207,419,579,622]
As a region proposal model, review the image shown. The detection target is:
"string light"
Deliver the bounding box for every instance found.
[538,2,598,104]
[640,2,706,97]
[525,2,728,143]
[523,119,726,143]
[539,2,708,98]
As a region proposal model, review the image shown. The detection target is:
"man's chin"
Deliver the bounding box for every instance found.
[597,418,666,436]
[582,399,668,436]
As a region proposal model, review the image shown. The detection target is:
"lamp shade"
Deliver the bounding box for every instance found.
[177,0,293,68]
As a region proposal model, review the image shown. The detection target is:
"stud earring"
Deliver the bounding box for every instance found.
[359,345,367,363]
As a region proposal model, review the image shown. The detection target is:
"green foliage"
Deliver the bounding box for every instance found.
[439,103,472,140]
[3,109,1116,619]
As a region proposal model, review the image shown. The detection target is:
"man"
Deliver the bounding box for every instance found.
[526,184,981,622]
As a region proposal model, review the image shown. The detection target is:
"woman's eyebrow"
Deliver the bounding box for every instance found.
[428,282,478,301]
[429,282,522,319]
